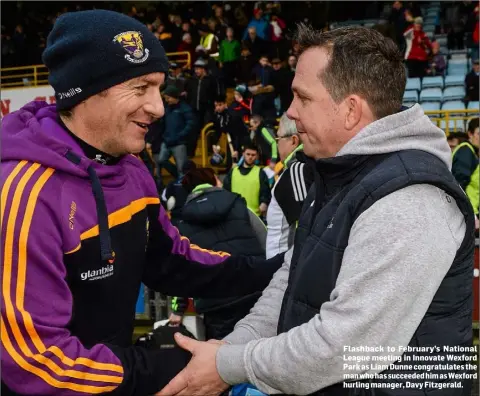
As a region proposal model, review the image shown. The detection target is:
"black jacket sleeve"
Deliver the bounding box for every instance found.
[259,168,272,205]
[222,169,233,191]
[452,145,477,190]
[143,202,283,298]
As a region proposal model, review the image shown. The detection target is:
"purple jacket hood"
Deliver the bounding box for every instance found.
[2,101,138,179]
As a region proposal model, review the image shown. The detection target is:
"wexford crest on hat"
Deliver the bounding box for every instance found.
[113,31,150,63]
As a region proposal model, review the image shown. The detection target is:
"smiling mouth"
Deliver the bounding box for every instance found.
[134,121,149,129]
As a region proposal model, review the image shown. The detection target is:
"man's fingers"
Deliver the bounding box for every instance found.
[155,370,188,396]
[174,333,198,352]
[207,339,226,345]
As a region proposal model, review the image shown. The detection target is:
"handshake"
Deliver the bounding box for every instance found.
[154,332,229,396]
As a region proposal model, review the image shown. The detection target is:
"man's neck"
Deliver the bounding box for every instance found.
[242,163,254,169]
[59,115,121,164]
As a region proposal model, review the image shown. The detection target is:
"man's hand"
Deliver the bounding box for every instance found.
[259,202,268,215]
[168,313,183,327]
[207,339,227,346]
[155,333,229,396]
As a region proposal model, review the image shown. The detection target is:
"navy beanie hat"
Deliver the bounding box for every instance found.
[43,10,169,110]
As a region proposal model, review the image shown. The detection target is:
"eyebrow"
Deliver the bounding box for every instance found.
[291,86,309,97]
[132,76,164,86]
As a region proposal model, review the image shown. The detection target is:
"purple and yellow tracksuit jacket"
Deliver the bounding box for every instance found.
[0,101,282,395]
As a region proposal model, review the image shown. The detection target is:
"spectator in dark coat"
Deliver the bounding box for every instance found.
[237,46,257,85]
[250,55,277,123]
[168,167,267,340]
[465,59,479,102]
[242,26,267,61]
[185,58,219,156]
[389,1,408,51]
[452,117,479,231]
[210,95,248,166]
[153,86,196,187]
[271,58,294,114]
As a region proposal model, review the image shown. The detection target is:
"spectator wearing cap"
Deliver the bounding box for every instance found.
[243,8,269,41]
[185,59,219,157]
[465,59,479,102]
[163,62,187,93]
[271,58,294,114]
[403,16,432,78]
[219,27,241,88]
[153,85,196,186]
[243,26,267,62]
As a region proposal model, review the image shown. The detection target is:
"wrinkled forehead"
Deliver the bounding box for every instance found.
[293,48,329,85]
[125,72,165,86]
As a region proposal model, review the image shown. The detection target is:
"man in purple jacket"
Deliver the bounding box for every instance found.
[0,10,282,396]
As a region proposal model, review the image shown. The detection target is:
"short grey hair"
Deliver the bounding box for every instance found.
[278,113,298,137]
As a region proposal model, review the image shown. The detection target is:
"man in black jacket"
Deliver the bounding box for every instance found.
[148,86,196,188]
[271,58,294,114]
[210,95,247,166]
[185,59,219,157]
[465,59,479,102]
[168,167,267,340]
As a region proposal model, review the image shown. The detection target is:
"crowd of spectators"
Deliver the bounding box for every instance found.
[2,1,479,188]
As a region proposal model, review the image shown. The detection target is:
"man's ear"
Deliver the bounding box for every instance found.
[292,134,300,147]
[344,95,363,131]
